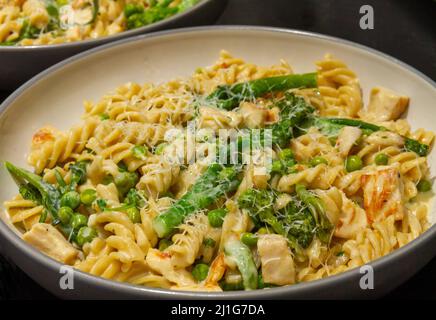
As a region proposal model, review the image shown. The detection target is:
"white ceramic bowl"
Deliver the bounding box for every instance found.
[0,26,435,299]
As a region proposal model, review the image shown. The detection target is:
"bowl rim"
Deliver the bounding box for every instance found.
[0,0,221,51]
[0,25,435,299]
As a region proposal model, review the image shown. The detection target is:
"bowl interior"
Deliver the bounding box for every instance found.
[0,27,435,294]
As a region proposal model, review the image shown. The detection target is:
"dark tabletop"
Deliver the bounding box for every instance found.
[0,0,435,300]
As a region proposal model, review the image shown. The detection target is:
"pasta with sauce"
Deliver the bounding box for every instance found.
[0,0,201,46]
[3,51,434,291]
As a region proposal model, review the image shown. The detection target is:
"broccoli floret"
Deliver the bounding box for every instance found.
[238,189,316,250]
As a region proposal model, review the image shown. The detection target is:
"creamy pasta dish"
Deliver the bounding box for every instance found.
[0,0,200,46]
[4,51,434,291]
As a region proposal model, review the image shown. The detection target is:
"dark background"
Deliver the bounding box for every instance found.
[0,0,435,299]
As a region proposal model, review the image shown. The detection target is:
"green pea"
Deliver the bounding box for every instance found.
[279,149,294,161]
[127,207,141,223]
[102,175,114,185]
[203,238,216,247]
[132,145,148,160]
[345,155,363,172]
[257,227,269,235]
[374,153,389,165]
[80,189,97,206]
[208,208,227,228]
[71,214,88,230]
[270,160,284,173]
[58,207,73,225]
[310,156,328,167]
[76,227,97,246]
[114,171,139,196]
[192,263,209,282]
[99,113,110,121]
[60,191,81,209]
[158,239,172,251]
[154,143,168,155]
[241,233,258,246]
[417,179,432,192]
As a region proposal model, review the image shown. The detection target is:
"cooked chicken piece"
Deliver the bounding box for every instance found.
[365,87,409,121]
[336,126,362,156]
[146,248,195,287]
[238,102,269,128]
[316,187,368,239]
[257,234,295,286]
[22,223,79,265]
[198,106,242,131]
[361,165,404,223]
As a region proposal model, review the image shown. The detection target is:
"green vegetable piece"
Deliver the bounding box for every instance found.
[96,199,107,210]
[257,227,269,235]
[153,164,241,238]
[208,208,228,228]
[177,0,200,12]
[154,143,168,155]
[405,137,429,157]
[71,214,88,230]
[76,226,97,246]
[203,237,216,247]
[124,188,146,208]
[124,3,144,17]
[224,240,258,290]
[39,209,48,223]
[207,73,318,110]
[158,239,172,251]
[345,155,363,172]
[192,263,209,282]
[257,274,276,289]
[80,189,97,206]
[56,0,69,6]
[58,206,74,225]
[417,179,432,192]
[241,233,258,246]
[5,162,62,223]
[132,145,148,160]
[99,113,110,121]
[268,93,316,148]
[219,280,244,291]
[68,161,88,188]
[19,184,42,204]
[270,160,284,174]
[278,149,294,161]
[114,171,139,196]
[295,184,333,244]
[374,153,389,165]
[45,4,59,18]
[127,207,141,223]
[238,189,314,253]
[310,118,429,157]
[310,156,328,167]
[60,191,81,209]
